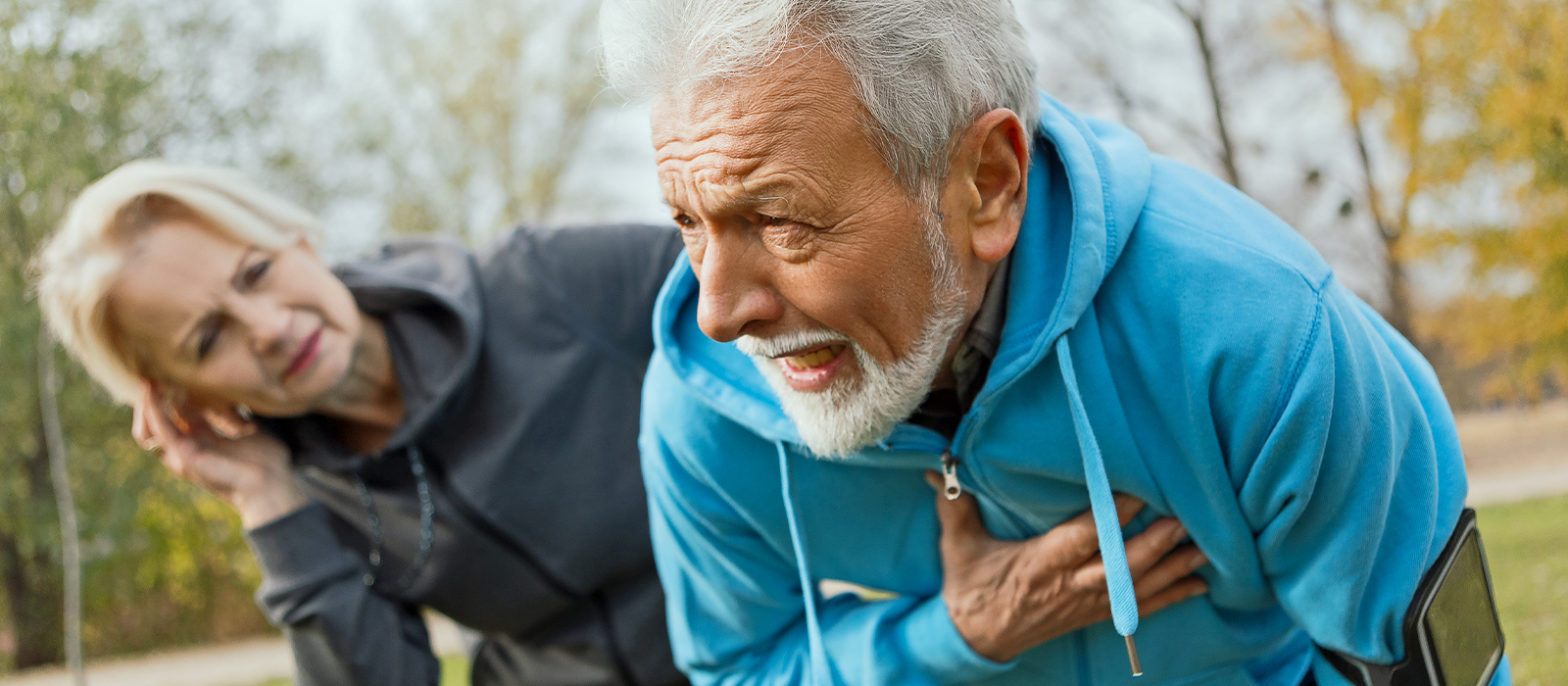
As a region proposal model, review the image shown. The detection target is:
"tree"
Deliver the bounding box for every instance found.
[1,0,317,671]
[1415,0,1568,402]
[350,0,614,243]
[1023,1,1392,308]
[1289,0,1566,403]
[1296,0,1454,338]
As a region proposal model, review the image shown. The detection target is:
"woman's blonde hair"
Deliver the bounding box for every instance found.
[34,160,321,405]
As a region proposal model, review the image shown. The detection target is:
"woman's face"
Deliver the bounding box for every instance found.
[108,217,363,417]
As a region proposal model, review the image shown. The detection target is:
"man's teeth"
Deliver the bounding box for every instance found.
[785,347,839,370]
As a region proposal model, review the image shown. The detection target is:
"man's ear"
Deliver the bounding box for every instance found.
[954,108,1028,264]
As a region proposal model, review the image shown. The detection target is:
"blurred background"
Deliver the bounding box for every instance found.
[0,0,1563,684]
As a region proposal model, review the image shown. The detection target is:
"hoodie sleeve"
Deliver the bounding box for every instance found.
[640,363,1013,685]
[1222,279,1507,685]
[246,502,442,686]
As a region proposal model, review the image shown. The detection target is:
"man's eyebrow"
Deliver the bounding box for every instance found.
[664,177,803,218]
[717,182,798,214]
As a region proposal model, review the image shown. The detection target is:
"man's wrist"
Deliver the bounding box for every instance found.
[909,594,1018,680]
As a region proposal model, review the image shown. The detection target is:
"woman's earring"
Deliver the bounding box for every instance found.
[235,404,254,422]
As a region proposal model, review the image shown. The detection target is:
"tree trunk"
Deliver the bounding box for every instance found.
[0,347,66,671]
[1383,238,1414,338]
[1176,0,1245,191]
[0,501,64,670]
[39,330,87,685]
[1318,0,1422,342]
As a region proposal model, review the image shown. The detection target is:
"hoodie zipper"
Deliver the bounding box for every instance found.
[940,451,963,501]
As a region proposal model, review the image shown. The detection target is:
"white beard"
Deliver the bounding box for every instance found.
[735,211,969,459]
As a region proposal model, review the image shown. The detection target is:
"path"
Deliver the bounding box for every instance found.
[0,614,466,686]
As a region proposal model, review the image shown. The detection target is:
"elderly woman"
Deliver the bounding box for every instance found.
[36,160,686,686]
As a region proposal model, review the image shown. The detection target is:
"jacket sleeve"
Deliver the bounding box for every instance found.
[246,502,442,686]
[491,223,685,364]
[640,386,1013,684]
[1223,280,1509,685]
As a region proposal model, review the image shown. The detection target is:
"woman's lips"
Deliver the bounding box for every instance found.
[775,343,849,392]
[283,328,322,381]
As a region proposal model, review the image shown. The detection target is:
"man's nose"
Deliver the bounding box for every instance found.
[694,233,784,343]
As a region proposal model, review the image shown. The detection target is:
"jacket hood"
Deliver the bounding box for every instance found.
[651,93,1153,448]
[265,239,484,472]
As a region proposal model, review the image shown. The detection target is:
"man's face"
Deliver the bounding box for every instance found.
[651,47,975,457]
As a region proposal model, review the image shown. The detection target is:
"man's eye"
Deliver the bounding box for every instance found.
[759,214,789,227]
[242,259,271,286]
[673,214,697,229]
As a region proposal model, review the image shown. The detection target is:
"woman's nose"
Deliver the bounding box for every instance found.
[230,296,289,353]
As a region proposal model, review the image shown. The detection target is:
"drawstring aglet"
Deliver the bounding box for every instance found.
[1125,634,1143,677]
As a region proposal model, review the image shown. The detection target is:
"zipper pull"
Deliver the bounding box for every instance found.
[940,451,962,501]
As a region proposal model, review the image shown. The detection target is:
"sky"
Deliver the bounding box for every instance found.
[260,0,1484,307]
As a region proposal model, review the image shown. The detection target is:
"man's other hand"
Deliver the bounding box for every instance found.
[924,471,1208,663]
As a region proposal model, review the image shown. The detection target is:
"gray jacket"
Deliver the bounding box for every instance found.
[244,224,687,685]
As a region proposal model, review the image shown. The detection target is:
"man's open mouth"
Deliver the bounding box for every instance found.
[782,343,847,370]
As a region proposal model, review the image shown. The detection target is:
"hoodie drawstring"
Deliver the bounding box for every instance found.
[779,442,833,685]
[1056,335,1143,676]
[775,338,1141,682]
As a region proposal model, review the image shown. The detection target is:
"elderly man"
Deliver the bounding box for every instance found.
[602,0,1509,684]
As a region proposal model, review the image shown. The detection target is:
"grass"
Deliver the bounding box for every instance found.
[242,496,1566,686]
[1475,493,1568,686]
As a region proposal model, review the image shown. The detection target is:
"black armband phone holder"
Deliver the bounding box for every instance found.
[1322,508,1505,686]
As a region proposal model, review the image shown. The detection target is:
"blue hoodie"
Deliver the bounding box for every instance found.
[639,94,1510,685]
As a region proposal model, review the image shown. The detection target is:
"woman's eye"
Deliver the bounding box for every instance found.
[242,259,271,286]
[196,323,220,360]
[759,214,789,227]
[672,214,696,229]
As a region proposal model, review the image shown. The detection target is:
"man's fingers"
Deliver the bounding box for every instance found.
[1124,517,1189,578]
[1036,494,1145,565]
[1136,575,1208,617]
[1114,493,1143,526]
[1071,556,1106,590]
[1132,543,1207,597]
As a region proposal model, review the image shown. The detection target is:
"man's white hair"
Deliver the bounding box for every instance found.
[600,0,1039,192]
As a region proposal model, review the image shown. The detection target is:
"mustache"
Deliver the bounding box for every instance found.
[735,329,845,358]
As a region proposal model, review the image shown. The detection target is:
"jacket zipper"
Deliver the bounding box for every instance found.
[940,451,963,501]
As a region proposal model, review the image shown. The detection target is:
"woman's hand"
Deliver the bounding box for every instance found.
[925,472,1208,663]
[134,382,307,529]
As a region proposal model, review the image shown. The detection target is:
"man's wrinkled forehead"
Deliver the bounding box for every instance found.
[650,46,864,146]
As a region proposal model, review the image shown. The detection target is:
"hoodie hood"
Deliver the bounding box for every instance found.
[651,92,1152,447]
[263,239,484,472]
